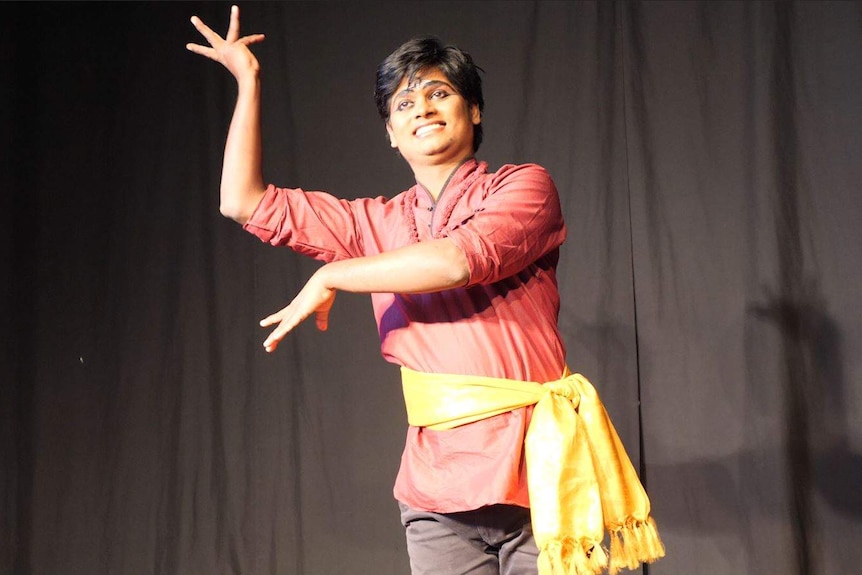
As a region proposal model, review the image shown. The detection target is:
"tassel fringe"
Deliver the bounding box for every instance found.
[538,538,609,575]
[537,518,665,575]
[608,517,666,575]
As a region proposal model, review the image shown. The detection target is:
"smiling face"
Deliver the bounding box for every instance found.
[385,67,482,170]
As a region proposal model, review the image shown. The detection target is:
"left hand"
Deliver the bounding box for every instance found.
[259,273,337,353]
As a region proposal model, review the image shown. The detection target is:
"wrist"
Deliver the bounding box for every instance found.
[236,70,261,91]
[313,263,339,292]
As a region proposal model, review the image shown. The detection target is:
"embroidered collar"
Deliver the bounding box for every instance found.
[403,159,487,243]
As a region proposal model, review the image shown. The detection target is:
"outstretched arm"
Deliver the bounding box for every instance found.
[259,238,469,352]
[187,5,266,223]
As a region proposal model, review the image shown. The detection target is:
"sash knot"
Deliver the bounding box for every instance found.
[546,377,580,407]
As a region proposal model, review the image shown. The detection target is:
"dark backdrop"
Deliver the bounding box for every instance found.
[2,2,861,574]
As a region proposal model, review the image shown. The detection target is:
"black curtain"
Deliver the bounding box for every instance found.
[3,2,861,574]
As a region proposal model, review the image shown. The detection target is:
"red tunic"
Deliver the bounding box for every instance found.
[244,159,567,512]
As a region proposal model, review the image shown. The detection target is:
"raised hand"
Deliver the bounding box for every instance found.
[258,273,337,353]
[186,5,265,82]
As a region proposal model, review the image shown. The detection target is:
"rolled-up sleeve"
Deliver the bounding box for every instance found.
[243,184,379,262]
[445,164,566,286]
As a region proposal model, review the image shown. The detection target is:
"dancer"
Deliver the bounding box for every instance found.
[188,6,662,575]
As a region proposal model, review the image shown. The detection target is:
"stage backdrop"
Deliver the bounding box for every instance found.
[3,2,861,574]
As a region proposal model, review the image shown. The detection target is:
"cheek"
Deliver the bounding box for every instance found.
[387,120,409,147]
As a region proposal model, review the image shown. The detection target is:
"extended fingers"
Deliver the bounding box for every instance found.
[186,16,221,61]
[258,285,335,351]
[226,5,240,42]
[263,326,287,353]
[185,42,216,59]
[188,7,264,63]
[259,307,287,328]
[260,307,299,352]
[263,315,306,351]
[239,34,266,46]
[261,314,285,351]
[189,15,223,46]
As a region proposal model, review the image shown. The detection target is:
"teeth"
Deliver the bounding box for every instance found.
[416,124,443,137]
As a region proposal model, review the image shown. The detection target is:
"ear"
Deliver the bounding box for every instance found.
[386,122,398,149]
[470,104,481,125]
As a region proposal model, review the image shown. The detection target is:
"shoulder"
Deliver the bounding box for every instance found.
[487,163,555,188]
[479,163,557,200]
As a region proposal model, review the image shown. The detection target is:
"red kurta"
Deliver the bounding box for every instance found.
[243,159,567,512]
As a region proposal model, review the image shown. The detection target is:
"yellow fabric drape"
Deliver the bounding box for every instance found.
[401,367,664,575]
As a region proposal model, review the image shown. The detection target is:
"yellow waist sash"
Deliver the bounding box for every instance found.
[401,366,664,575]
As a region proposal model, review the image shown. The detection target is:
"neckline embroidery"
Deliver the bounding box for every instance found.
[403,160,486,244]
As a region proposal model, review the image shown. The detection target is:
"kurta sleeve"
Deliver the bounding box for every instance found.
[445,164,566,286]
[242,184,397,262]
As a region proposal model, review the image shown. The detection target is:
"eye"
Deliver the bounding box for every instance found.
[430,89,449,99]
[395,99,413,111]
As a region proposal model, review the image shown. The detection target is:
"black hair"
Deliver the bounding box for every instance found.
[375,36,485,152]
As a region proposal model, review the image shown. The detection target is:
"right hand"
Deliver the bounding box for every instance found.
[186,5,265,82]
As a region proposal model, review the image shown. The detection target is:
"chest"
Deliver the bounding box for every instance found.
[412,184,489,241]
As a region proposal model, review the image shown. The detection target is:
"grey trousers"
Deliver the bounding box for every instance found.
[399,502,539,575]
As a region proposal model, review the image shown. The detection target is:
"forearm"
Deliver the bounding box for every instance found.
[187,7,267,223]
[316,238,470,294]
[258,236,469,352]
[219,74,266,223]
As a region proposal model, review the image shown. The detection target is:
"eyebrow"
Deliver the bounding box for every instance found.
[393,79,455,101]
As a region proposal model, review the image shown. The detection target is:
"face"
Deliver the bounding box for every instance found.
[385,67,481,168]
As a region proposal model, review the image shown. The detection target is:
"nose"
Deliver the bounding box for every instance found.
[414,96,436,118]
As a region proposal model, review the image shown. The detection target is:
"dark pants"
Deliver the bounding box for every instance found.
[399,502,539,575]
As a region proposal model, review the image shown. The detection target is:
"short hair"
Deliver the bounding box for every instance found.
[375,36,485,152]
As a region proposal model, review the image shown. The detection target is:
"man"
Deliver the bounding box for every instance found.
[187,7,660,575]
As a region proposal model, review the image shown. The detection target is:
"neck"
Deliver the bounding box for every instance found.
[413,157,473,201]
